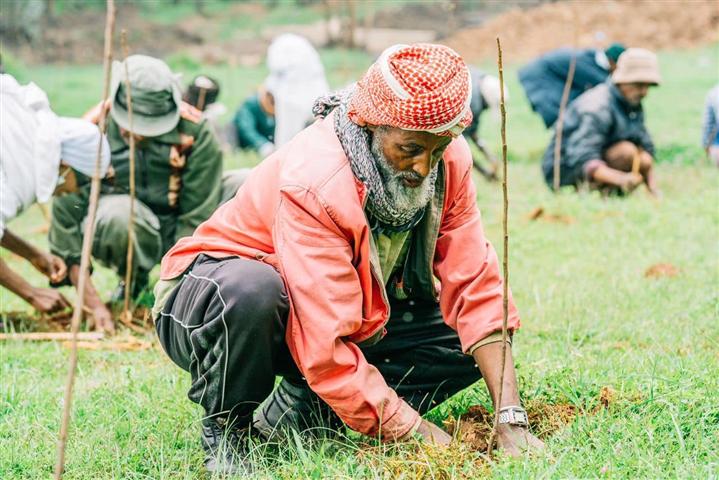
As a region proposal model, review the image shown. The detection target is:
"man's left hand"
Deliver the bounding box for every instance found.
[31,253,68,284]
[496,424,545,457]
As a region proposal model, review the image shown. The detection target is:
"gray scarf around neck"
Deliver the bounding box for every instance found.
[312,87,437,232]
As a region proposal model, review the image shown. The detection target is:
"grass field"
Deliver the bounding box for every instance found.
[1,44,718,478]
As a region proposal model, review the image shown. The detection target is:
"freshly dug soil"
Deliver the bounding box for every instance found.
[444,0,719,63]
[445,400,579,451]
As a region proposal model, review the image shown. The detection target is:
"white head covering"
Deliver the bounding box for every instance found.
[478,74,508,111]
[264,33,329,146]
[0,74,110,235]
[58,117,111,178]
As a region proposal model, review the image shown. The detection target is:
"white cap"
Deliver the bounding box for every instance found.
[58,117,111,178]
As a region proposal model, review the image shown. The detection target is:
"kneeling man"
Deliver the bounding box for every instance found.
[154,44,543,474]
[542,48,661,195]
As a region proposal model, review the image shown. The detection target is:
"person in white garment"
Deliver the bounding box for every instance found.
[0,73,110,314]
[231,33,330,157]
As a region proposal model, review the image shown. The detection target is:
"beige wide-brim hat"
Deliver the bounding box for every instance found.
[109,55,182,137]
[612,48,662,86]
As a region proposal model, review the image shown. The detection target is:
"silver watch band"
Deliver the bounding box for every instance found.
[498,406,529,427]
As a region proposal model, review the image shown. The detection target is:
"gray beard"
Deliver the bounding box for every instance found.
[370,129,436,218]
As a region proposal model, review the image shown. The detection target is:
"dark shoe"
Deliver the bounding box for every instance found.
[201,417,254,475]
[252,378,343,441]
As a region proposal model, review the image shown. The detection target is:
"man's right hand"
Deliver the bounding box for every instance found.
[87,303,116,335]
[621,171,644,194]
[68,265,116,335]
[413,419,452,446]
[27,287,71,314]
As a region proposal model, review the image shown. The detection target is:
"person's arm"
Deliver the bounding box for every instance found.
[433,138,542,454]
[473,342,544,456]
[275,186,420,441]
[1,229,67,282]
[234,99,273,152]
[48,191,115,333]
[174,121,223,241]
[0,256,70,313]
[67,264,115,334]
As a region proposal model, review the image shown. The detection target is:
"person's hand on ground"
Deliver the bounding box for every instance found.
[88,303,116,335]
[496,424,545,457]
[413,419,452,446]
[620,171,643,194]
[27,287,71,314]
[30,252,67,284]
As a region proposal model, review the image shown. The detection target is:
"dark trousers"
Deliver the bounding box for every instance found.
[156,255,480,428]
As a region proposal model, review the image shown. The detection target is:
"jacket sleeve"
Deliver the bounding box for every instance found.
[275,186,419,440]
[234,101,272,151]
[563,110,611,171]
[49,189,89,268]
[433,143,520,352]
[637,122,656,157]
[175,122,223,241]
[703,91,719,148]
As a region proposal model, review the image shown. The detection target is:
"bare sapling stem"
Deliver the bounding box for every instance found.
[121,30,137,325]
[487,36,510,456]
[54,1,116,478]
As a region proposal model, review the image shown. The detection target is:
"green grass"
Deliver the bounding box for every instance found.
[1,46,718,478]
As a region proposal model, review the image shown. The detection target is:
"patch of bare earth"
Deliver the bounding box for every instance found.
[444,0,719,63]
[644,263,680,278]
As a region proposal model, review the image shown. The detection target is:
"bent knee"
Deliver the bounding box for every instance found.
[217,259,286,323]
[605,141,638,161]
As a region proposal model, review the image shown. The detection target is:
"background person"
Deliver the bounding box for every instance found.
[519,43,625,128]
[49,55,234,333]
[702,83,719,166]
[0,74,110,315]
[232,33,329,157]
[463,67,505,180]
[541,48,661,195]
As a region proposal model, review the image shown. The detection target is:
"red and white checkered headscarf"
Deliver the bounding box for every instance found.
[348,43,473,137]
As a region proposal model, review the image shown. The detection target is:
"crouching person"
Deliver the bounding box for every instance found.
[49,55,247,332]
[0,74,110,315]
[542,48,661,195]
[153,44,543,475]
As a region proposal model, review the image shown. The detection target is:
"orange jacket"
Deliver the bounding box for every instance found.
[160,111,520,439]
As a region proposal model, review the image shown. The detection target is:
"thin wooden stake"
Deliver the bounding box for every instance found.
[0,332,104,342]
[631,151,641,176]
[553,4,580,191]
[487,36,510,456]
[121,30,137,325]
[54,1,115,477]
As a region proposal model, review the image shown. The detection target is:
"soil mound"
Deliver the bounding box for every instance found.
[444,0,719,63]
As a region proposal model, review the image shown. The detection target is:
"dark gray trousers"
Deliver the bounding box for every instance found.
[156,255,480,428]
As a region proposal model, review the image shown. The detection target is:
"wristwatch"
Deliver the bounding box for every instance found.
[498,406,529,427]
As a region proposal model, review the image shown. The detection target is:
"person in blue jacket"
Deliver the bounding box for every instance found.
[519,43,625,128]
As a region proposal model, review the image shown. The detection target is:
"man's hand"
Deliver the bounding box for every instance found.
[30,252,68,284]
[496,423,545,457]
[87,304,116,335]
[414,419,452,446]
[27,287,71,314]
[68,264,116,335]
[620,171,644,194]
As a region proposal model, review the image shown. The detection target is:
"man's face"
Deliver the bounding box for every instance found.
[119,127,146,145]
[369,126,451,212]
[617,82,651,106]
